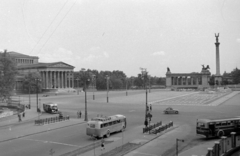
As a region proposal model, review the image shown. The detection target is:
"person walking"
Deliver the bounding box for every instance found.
[149,104,152,111]
[79,111,82,118]
[18,113,21,122]
[144,120,148,128]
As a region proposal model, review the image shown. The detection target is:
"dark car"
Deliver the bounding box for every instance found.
[163,107,179,114]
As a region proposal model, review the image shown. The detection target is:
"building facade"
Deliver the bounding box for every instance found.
[7,52,75,91]
[166,67,211,90]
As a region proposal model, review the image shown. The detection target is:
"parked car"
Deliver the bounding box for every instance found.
[163,107,179,114]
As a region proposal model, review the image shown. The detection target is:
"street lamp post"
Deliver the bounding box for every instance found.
[176,139,184,156]
[28,80,31,109]
[126,77,128,96]
[92,74,95,100]
[76,78,79,95]
[106,75,109,103]
[148,75,151,93]
[81,68,89,121]
[84,79,88,121]
[140,67,148,126]
[35,78,41,112]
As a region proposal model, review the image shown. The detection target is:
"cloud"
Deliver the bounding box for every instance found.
[152,51,165,56]
[38,47,73,63]
[89,46,101,51]
[103,52,109,58]
[237,38,240,43]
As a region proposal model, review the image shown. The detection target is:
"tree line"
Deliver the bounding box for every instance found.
[74,69,166,90]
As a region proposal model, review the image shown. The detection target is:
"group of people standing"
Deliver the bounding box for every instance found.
[144,104,153,127]
[18,112,25,122]
[77,110,82,118]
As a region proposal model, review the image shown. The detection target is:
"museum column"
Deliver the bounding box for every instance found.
[68,71,71,88]
[49,71,52,89]
[72,72,74,88]
[60,71,63,88]
[54,71,56,88]
[42,71,45,89]
[46,71,48,89]
[65,71,67,88]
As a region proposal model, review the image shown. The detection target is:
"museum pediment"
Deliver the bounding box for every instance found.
[49,62,74,68]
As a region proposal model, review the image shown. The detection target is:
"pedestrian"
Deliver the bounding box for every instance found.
[101,139,105,150]
[18,113,21,122]
[79,111,82,118]
[150,104,152,111]
[144,120,148,128]
[22,112,25,118]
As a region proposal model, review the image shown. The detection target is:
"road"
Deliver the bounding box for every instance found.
[0,89,239,156]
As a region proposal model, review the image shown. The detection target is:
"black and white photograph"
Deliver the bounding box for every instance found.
[0,0,240,156]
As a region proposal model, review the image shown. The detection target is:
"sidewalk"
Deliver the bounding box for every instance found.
[0,108,85,143]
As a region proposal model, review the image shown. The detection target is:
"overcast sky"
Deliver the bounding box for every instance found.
[1,0,240,77]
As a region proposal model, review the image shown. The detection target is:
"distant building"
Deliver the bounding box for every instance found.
[3,51,75,91]
[166,67,211,90]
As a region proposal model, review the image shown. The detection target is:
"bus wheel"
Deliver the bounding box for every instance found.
[106,130,110,138]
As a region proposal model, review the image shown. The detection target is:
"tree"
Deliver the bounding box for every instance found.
[22,72,42,93]
[0,50,17,100]
[231,68,240,84]
[208,75,215,86]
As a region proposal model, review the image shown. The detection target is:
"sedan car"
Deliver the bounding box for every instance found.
[163,107,179,114]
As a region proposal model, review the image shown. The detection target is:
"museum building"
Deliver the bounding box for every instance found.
[7,51,75,91]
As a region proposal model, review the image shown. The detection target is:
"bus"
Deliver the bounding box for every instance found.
[43,102,59,114]
[86,114,127,138]
[196,117,240,138]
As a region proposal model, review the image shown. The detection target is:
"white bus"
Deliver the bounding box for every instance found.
[196,117,240,138]
[86,114,127,138]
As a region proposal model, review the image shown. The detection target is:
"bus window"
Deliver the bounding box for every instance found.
[109,122,113,126]
[100,124,103,128]
[221,122,227,126]
[117,120,120,123]
[113,121,117,124]
[216,122,221,126]
[197,122,205,128]
[89,124,95,128]
[103,123,108,127]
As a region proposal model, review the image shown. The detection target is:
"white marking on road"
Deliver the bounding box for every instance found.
[129,110,135,112]
[20,138,82,147]
[132,151,159,156]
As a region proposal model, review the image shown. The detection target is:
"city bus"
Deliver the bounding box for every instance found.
[43,102,59,114]
[86,114,127,138]
[196,117,240,138]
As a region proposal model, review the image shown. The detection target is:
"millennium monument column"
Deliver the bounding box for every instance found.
[214,33,222,85]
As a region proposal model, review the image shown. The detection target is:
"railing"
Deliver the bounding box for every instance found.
[150,121,173,134]
[35,116,70,125]
[143,121,173,134]
[143,121,162,133]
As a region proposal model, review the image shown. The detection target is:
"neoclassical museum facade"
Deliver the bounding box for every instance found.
[8,52,75,91]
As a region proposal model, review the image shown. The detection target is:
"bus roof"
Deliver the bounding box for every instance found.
[198,117,240,123]
[43,102,57,106]
[90,114,125,122]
